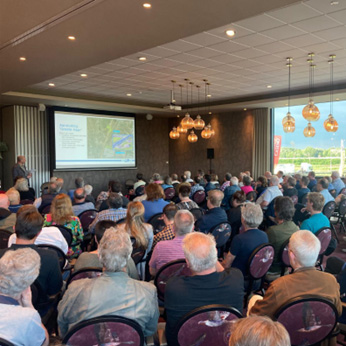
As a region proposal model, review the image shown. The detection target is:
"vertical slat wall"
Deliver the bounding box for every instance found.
[14,106,50,196]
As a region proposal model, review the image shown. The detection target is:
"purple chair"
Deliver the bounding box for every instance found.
[164,187,175,201]
[131,241,146,265]
[245,244,275,305]
[208,222,232,248]
[315,227,332,270]
[291,195,298,205]
[154,259,192,301]
[0,229,12,250]
[323,201,336,219]
[274,296,338,346]
[62,315,144,346]
[66,267,103,288]
[148,213,165,235]
[78,209,97,232]
[340,188,346,195]
[279,238,291,277]
[20,199,34,205]
[192,190,206,206]
[176,305,242,346]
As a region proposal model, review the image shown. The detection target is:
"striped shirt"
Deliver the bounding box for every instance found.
[149,235,185,271]
[89,208,127,234]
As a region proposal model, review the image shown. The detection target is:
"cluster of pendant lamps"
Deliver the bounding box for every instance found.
[169,80,215,143]
[282,53,339,137]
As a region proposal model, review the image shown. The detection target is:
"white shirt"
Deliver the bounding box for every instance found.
[8,226,68,254]
[256,185,283,208]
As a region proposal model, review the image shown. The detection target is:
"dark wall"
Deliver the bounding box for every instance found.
[53,114,170,195]
[168,111,254,179]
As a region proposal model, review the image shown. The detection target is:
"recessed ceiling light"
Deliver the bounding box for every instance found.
[48,83,55,87]
[177,115,180,118]
[243,108,247,111]
[207,94,212,98]
[336,98,340,101]
[68,36,76,41]
[138,57,147,61]
[225,29,236,37]
[19,57,26,61]
[80,73,87,77]
[331,1,339,5]
[143,3,151,8]
[267,85,272,89]
[127,93,132,96]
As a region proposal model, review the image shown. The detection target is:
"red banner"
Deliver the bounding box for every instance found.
[273,135,282,167]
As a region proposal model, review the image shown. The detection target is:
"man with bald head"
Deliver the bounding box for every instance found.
[72,188,95,216]
[12,155,32,184]
[0,194,16,231]
[164,232,244,346]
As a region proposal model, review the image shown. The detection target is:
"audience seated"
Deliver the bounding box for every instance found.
[190,176,204,197]
[294,173,302,190]
[6,188,22,213]
[151,172,163,184]
[297,175,310,203]
[0,205,63,315]
[161,176,173,190]
[0,194,17,232]
[151,204,178,251]
[241,175,253,195]
[317,178,335,205]
[72,188,95,216]
[222,176,241,211]
[170,173,180,186]
[196,169,206,187]
[56,177,68,195]
[204,174,216,194]
[14,177,35,201]
[277,170,284,184]
[0,248,49,346]
[176,184,198,210]
[282,176,298,197]
[266,197,298,280]
[34,182,59,213]
[165,232,244,346]
[249,230,342,318]
[210,173,220,188]
[96,179,114,208]
[220,172,232,191]
[184,170,194,184]
[89,193,127,234]
[331,170,346,195]
[68,177,84,201]
[222,203,268,278]
[149,210,193,276]
[99,181,129,211]
[256,175,283,210]
[229,316,290,346]
[141,183,169,222]
[307,171,317,191]
[255,175,268,200]
[84,184,95,205]
[43,194,84,258]
[227,190,246,241]
[195,189,227,233]
[133,173,146,191]
[74,220,139,279]
[58,228,159,337]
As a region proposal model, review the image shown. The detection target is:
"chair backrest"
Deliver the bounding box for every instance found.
[322,201,336,219]
[264,197,278,219]
[78,209,97,232]
[291,194,298,205]
[190,208,203,221]
[62,315,144,346]
[0,229,13,249]
[148,213,165,234]
[40,204,51,215]
[192,190,206,205]
[315,227,332,255]
[301,193,309,205]
[164,187,176,201]
[0,338,14,346]
[208,222,232,248]
[339,198,346,216]
[176,305,242,346]
[247,244,275,280]
[154,259,192,301]
[274,296,338,346]
[20,199,34,205]
[56,225,73,246]
[135,185,145,196]
[66,267,103,288]
[131,242,146,265]
[279,238,290,268]
[340,187,346,195]
[37,244,67,271]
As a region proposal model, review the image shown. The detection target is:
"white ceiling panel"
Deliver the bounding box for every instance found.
[183,32,228,46]
[160,40,202,53]
[293,15,341,32]
[236,14,286,32]
[261,24,306,40]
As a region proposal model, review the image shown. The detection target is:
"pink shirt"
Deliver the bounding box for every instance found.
[241,185,253,195]
[149,236,185,271]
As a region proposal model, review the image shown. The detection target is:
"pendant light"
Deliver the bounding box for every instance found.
[324,54,338,133]
[169,127,180,139]
[181,78,194,129]
[187,130,198,143]
[302,53,320,122]
[303,122,316,138]
[282,57,295,133]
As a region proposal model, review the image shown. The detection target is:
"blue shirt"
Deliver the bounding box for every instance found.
[331,178,345,195]
[222,185,241,211]
[230,228,269,276]
[320,189,335,206]
[195,207,227,233]
[298,187,310,203]
[308,179,317,191]
[300,213,330,234]
[142,199,169,222]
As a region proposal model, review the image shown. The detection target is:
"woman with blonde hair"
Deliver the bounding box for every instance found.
[14,177,35,201]
[43,193,84,258]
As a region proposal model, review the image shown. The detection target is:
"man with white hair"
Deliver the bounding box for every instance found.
[58,228,159,337]
[184,170,194,183]
[149,210,194,275]
[222,176,241,210]
[250,230,342,318]
[12,155,32,184]
[164,232,244,346]
[256,175,283,210]
[331,171,345,195]
[0,248,49,346]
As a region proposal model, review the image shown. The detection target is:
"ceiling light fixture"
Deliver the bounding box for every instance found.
[80,73,87,77]
[225,29,236,37]
[68,36,76,40]
[267,85,272,89]
[138,57,147,61]
[244,108,247,111]
[19,57,26,61]
[181,79,194,130]
[282,57,295,133]
[143,3,151,8]
[187,130,198,143]
[48,83,55,87]
[169,127,180,139]
[126,93,132,96]
[303,122,316,137]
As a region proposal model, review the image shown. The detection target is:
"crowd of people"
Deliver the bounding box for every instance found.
[0,157,346,345]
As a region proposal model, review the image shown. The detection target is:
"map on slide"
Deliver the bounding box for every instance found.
[87,117,134,159]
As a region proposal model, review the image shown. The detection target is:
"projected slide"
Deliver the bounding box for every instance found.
[54,111,135,169]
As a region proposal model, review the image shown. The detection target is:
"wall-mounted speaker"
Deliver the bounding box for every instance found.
[207,148,214,159]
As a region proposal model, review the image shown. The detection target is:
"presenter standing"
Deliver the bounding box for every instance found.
[12,155,32,184]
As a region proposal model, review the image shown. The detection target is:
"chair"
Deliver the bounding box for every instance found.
[62,315,144,346]
[164,187,175,201]
[175,305,242,346]
[131,243,146,265]
[56,225,73,247]
[340,188,346,195]
[274,296,338,346]
[154,259,192,301]
[331,198,346,235]
[208,222,232,249]
[37,244,68,272]
[0,229,12,249]
[148,213,165,235]
[244,243,275,305]
[66,267,103,288]
[135,185,145,197]
[279,238,291,277]
[40,204,51,215]
[315,227,332,270]
[78,209,97,232]
[192,190,206,206]
[264,197,278,228]
[0,338,14,346]
[291,194,298,205]
[323,201,336,219]
[40,182,49,196]
[20,199,34,205]
[190,207,204,221]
